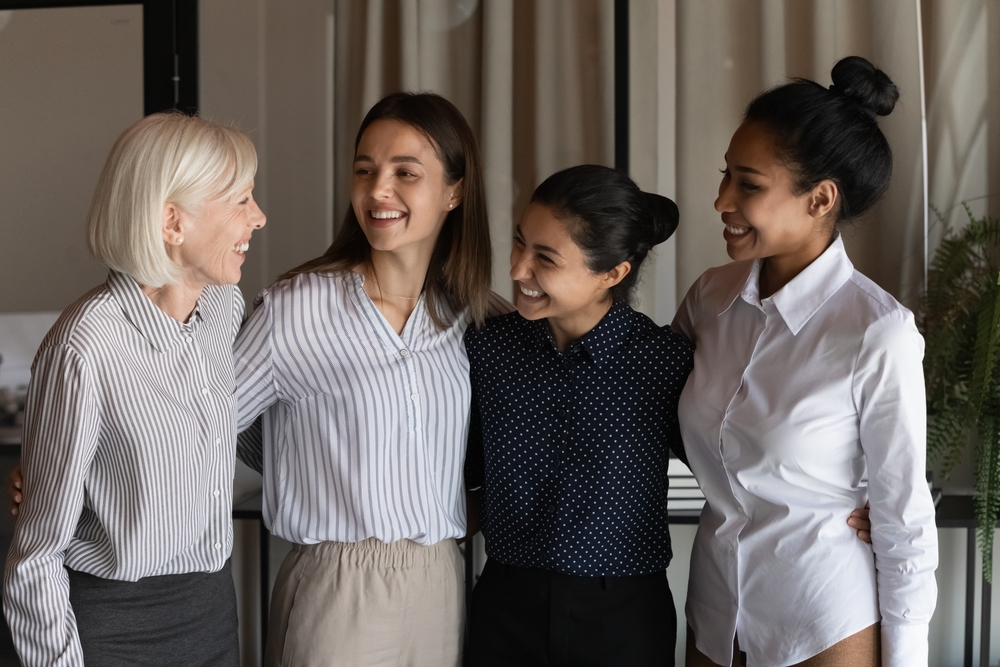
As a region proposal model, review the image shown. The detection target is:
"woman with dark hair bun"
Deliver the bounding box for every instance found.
[675,57,937,666]
[464,165,692,665]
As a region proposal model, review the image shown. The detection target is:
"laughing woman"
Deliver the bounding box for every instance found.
[675,56,938,667]
[4,113,265,667]
[233,92,501,667]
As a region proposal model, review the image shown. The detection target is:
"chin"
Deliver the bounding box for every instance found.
[515,300,546,321]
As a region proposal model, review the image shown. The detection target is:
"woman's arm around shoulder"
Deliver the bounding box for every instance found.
[854,309,937,667]
[234,288,279,472]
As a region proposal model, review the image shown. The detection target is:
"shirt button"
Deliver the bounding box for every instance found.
[214,489,221,497]
[399,349,409,357]
[186,336,194,343]
[410,393,419,401]
[214,542,222,550]
[547,504,556,513]
[201,387,210,396]
[215,438,221,445]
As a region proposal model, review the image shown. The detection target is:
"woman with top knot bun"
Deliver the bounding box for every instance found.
[464,165,693,665]
[674,56,937,667]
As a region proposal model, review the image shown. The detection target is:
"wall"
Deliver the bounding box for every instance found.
[0,5,143,313]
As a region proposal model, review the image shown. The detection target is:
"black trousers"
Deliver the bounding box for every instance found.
[67,560,240,667]
[467,558,676,667]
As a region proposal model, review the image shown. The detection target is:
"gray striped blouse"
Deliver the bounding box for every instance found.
[235,271,503,546]
[4,270,243,666]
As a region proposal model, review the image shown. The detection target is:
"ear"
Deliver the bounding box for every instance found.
[600,261,632,290]
[446,179,464,211]
[162,203,185,246]
[807,179,839,221]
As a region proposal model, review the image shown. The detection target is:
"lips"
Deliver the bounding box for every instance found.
[519,284,545,299]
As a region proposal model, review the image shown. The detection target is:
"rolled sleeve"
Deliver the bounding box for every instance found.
[4,345,99,667]
[853,311,938,667]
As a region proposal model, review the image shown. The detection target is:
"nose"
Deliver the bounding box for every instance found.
[509,251,532,281]
[251,200,266,229]
[371,170,394,200]
[714,176,735,214]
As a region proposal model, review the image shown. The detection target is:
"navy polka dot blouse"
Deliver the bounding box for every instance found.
[464,301,694,577]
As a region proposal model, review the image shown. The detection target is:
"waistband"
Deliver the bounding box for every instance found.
[486,558,666,591]
[292,537,459,569]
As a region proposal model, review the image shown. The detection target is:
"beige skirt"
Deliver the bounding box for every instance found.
[264,537,465,667]
[686,623,880,667]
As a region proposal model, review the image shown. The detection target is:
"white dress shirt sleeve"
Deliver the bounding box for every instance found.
[234,290,277,471]
[4,345,99,667]
[853,311,938,667]
[671,277,700,344]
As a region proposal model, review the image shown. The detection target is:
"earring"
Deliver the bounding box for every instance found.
[177,236,184,244]
[448,204,453,209]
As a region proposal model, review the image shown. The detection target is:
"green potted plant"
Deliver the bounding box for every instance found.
[921,204,1000,580]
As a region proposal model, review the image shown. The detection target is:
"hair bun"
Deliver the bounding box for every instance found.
[644,192,679,245]
[829,56,898,118]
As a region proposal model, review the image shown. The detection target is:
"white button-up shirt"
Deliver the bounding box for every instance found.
[672,236,937,667]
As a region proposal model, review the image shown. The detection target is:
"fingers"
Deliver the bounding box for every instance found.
[847,514,873,544]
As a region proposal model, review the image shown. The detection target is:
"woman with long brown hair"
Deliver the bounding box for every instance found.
[233,92,501,667]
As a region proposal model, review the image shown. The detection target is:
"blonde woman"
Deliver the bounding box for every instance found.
[4,113,265,667]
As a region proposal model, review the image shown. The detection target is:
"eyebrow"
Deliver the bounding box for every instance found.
[723,153,765,176]
[354,154,424,165]
[515,225,564,258]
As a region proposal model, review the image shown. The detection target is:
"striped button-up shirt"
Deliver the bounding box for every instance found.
[4,271,243,667]
[235,271,481,546]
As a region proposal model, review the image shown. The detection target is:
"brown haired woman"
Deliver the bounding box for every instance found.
[232,92,503,667]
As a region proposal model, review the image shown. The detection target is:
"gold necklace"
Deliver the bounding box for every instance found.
[375,281,421,301]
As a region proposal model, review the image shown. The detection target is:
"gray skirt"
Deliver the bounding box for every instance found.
[67,560,239,667]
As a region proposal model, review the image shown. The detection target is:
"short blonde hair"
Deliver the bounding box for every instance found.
[87,112,258,287]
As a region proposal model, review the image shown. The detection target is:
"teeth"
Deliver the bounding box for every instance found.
[520,285,545,298]
[725,225,749,236]
[371,211,403,219]
[234,242,249,253]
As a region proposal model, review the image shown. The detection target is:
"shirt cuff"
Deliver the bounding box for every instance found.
[881,623,928,667]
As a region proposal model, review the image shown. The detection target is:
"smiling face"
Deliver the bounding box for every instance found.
[351,119,460,260]
[169,181,266,287]
[510,203,628,349]
[716,121,835,270]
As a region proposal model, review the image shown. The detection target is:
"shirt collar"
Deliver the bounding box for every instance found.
[106,270,204,352]
[718,234,854,335]
[529,301,637,365]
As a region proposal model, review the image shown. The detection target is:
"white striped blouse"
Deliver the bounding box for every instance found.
[4,270,243,667]
[235,271,501,546]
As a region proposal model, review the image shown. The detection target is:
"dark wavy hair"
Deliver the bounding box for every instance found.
[530,164,678,304]
[745,55,899,223]
[281,92,492,327]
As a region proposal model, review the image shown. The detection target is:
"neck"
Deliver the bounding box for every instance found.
[547,299,614,353]
[759,233,836,299]
[367,247,432,298]
[140,280,205,323]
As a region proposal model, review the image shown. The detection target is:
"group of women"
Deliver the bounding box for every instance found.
[3,54,936,667]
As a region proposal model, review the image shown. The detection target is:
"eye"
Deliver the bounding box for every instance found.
[537,254,554,264]
[740,181,761,192]
[513,234,524,246]
[397,169,418,179]
[239,197,250,205]
[354,167,373,176]
[719,168,729,177]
